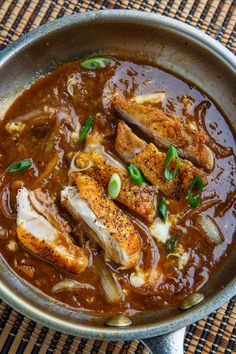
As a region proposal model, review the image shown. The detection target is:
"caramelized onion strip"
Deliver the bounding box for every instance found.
[121,216,163,295]
[0,182,16,219]
[13,109,45,123]
[99,259,123,304]
[52,279,95,293]
[195,101,233,158]
[32,151,60,188]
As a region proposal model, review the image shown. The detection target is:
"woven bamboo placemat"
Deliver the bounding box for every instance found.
[0,1,235,353]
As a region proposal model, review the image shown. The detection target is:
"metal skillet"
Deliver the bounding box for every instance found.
[0,10,235,354]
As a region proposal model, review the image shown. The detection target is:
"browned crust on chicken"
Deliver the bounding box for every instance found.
[74,174,141,268]
[73,150,156,223]
[17,226,89,274]
[113,94,214,172]
[115,121,146,162]
[130,143,207,199]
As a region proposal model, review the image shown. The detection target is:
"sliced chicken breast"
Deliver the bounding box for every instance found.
[72,147,156,223]
[16,187,88,274]
[116,121,207,199]
[115,121,146,162]
[61,175,141,269]
[113,93,214,172]
[28,189,71,234]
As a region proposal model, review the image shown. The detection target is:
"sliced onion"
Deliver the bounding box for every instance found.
[13,109,45,123]
[13,258,18,268]
[5,121,25,134]
[70,152,93,172]
[131,92,166,104]
[0,228,7,239]
[6,240,18,251]
[32,151,59,188]
[198,215,224,245]
[44,119,61,153]
[0,182,16,219]
[129,215,160,284]
[100,262,123,304]
[130,268,146,287]
[149,218,171,243]
[52,279,95,294]
[71,122,81,143]
[67,74,80,97]
[167,245,189,270]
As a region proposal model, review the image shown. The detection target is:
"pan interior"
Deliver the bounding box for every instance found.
[0,11,235,339]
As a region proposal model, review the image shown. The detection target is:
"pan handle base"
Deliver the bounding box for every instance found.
[140,327,186,354]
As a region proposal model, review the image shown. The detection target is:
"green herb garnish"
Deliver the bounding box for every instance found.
[158,197,167,223]
[81,57,112,70]
[7,158,33,173]
[187,175,205,208]
[127,163,143,186]
[79,115,94,142]
[108,173,121,199]
[165,236,179,253]
[164,145,180,180]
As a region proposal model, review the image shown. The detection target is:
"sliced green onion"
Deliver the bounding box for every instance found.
[108,173,121,199]
[158,197,167,223]
[7,158,33,173]
[164,145,180,180]
[165,236,179,253]
[187,175,205,208]
[79,115,94,142]
[127,163,143,186]
[81,57,112,70]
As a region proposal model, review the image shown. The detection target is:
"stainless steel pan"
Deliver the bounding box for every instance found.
[0,10,235,354]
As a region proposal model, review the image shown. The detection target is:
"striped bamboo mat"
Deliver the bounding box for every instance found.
[0,1,236,353]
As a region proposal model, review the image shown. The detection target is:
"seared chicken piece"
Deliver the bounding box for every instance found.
[115,121,146,162]
[28,189,71,234]
[116,122,207,199]
[113,93,214,172]
[61,175,141,268]
[16,187,88,274]
[73,144,156,223]
[115,121,146,163]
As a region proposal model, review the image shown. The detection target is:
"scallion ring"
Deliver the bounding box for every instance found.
[158,197,167,223]
[108,173,121,199]
[165,236,179,253]
[127,163,143,186]
[164,145,180,180]
[79,115,94,142]
[187,175,205,208]
[7,158,33,173]
[81,57,112,70]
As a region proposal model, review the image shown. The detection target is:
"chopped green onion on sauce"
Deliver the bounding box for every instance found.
[164,145,180,180]
[127,163,143,186]
[187,175,205,207]
[158,197,167,223]
[79,115,94,142]
[108,173,121,199]
[165,236,179,253]
[81,57,112,70]
[7,158,33,173]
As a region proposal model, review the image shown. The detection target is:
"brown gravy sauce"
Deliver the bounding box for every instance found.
[0,58,235,316]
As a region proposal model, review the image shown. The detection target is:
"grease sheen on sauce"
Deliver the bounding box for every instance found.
[0,58,235,316]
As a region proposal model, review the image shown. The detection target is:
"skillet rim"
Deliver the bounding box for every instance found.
[0,9,235,340]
